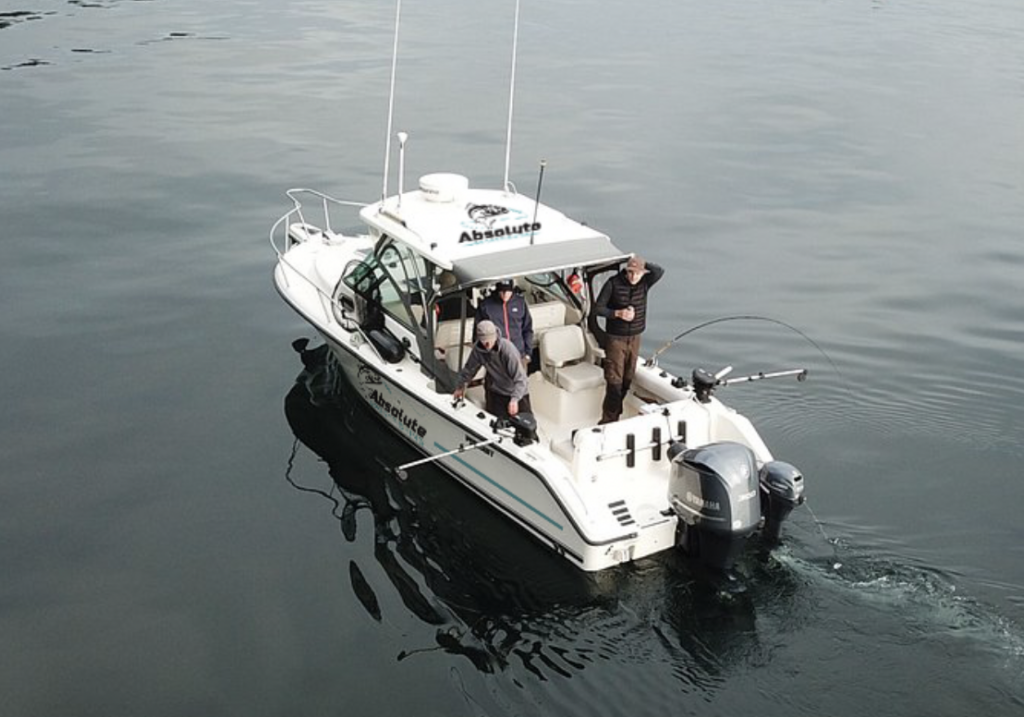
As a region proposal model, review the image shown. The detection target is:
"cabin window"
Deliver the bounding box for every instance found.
[523,271,576,306]
[378,243,428,329]
[343,241,429,332]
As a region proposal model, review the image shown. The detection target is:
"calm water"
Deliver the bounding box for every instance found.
[3,1,1024,715]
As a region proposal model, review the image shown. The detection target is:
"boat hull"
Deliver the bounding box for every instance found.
[270,195,803,575]
[317,329,674,571]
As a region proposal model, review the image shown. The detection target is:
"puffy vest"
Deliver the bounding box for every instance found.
[605,273,651,337]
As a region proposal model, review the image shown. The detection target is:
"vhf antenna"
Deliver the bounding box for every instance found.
[502,0,522,192]
[381,0,403,203]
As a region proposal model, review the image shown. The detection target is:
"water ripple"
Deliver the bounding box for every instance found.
[777,545,1024,667]
[0,10,51,31]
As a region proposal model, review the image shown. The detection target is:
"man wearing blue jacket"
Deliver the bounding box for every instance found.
[474,279,534,368]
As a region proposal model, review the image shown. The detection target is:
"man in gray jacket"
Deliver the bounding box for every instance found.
[453,320,532,419]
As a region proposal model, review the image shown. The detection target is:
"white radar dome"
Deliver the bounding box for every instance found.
[418,173,469,203]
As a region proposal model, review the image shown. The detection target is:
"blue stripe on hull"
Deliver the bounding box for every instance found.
[436,441,565,531]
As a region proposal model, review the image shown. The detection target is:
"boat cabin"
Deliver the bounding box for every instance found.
[333,173,633,440]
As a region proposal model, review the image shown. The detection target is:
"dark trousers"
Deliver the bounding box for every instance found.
[486,390,532,420]
[601,334,641,423]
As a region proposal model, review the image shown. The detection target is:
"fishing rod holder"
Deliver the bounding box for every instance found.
[692,368,719,403]
[492,412,538,447]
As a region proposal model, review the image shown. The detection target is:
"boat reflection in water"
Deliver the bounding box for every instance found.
[283,343,804,681]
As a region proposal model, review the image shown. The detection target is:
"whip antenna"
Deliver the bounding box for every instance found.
[530,159,546,244]
[502,0,522,192]
[381,0,403,203]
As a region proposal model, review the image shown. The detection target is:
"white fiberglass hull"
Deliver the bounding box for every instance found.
[271,190,798,574]
[319,329,674,571]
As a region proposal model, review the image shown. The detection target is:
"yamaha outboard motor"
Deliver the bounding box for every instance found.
[759,461,805,544]
[667,441,761,572]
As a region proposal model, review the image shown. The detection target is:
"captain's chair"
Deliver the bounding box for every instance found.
[539,325,604,391]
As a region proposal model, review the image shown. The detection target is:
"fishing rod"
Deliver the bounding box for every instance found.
[393,409,538,479]
[681,364,806,402]
[647,314,847,393]
[720,368,808,386]
[394,436,505,480]
[651,315,826,362]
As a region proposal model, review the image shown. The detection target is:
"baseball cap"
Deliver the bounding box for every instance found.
[476,320,498,341]
[626,256,647,273]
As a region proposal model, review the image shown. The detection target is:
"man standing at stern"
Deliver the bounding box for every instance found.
[594,255,665,424]
[453,320,532,419]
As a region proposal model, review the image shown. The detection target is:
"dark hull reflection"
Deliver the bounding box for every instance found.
[284,344,805,681]
[284,345,614,672]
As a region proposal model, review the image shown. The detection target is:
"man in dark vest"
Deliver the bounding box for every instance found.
[594,255,665,423]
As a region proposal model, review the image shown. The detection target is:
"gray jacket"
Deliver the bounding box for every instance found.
[457,337,528,401]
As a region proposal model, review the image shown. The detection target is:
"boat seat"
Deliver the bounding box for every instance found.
[530,300,567,336]
[540,325,604,392]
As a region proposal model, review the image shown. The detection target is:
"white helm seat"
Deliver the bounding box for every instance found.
[540,325,604,392]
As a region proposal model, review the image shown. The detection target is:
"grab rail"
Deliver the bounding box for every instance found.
[269,189,373,336]
[268,188,367,257]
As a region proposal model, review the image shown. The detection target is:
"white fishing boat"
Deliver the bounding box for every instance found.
[270,1,806,575]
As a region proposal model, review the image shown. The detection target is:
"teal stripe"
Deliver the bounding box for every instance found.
[434,442,564,531]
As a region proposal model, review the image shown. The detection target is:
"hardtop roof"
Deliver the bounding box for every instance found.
[359,179,631,282]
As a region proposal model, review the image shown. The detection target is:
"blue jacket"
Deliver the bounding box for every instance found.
[474,292,534,357]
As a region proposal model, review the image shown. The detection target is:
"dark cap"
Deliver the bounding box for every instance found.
[495,279,514,291]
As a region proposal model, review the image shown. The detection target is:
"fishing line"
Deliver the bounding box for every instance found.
[803,499,843,571]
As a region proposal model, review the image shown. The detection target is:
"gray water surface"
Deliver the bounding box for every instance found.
[2,1,1023,715]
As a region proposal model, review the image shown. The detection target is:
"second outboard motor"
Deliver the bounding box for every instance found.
[759,461,805,544]
[667,442,761,572]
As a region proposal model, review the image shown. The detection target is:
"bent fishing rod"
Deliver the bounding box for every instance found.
[646,314,848,390]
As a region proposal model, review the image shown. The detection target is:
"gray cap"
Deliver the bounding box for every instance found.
[476,320,498,341]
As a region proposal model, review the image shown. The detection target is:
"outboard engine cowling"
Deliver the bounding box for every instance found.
[759,460,805,544]
[668,442,761,571]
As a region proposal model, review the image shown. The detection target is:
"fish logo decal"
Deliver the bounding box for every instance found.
[358,364,383,386]
[466,203,510,229]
